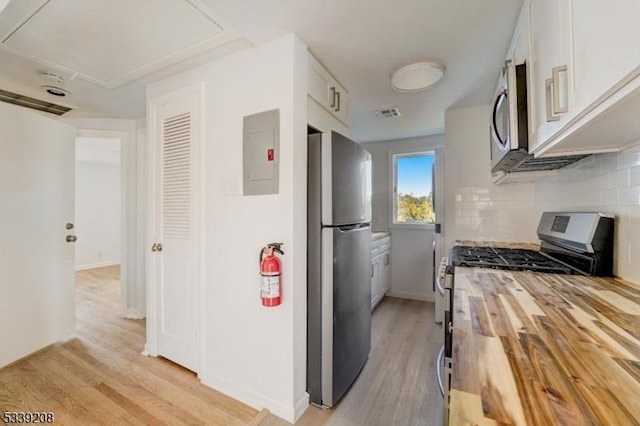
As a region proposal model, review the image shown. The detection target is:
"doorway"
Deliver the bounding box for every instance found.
[75,136,122,273]
[74,129,137,319]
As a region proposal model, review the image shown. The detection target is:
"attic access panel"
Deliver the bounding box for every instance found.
[0,0,230,89]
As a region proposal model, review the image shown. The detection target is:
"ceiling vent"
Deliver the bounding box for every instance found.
[375,107,402,118]
[0,89,73,116]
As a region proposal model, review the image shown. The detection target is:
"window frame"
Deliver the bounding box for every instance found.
[390,151,436,230]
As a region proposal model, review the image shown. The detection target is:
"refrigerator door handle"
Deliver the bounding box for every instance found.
[335,223,370,233]
[436,275,445,297]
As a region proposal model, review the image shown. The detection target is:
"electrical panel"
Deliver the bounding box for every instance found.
[243,109,279,195]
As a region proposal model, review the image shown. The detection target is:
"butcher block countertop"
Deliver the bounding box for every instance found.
[449,267,640,425]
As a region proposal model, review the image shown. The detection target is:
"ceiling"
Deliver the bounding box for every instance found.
[0,0,523,143]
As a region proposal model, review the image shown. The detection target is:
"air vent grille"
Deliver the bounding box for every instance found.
[375,107,401,118]
[0,89,72,116]
[512,154,588,172]
[162,112,192,240]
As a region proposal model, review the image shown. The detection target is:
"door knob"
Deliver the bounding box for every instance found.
[66,223,74,230]
[66,235,77,243]
[151,243,163,252]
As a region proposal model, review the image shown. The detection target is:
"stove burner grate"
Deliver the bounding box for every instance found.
[449,246,574,274]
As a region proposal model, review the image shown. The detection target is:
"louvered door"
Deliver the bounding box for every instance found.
[152,90,201,372]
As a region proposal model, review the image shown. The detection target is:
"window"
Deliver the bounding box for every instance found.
[392,153,435,225]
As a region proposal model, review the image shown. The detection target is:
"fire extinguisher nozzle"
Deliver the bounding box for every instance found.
[268,242,284,255]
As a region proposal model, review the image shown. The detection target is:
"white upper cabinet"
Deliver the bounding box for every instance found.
[572,0,640,113]
[525,0,640,157]
[308,53,351,128]
[527,0,575,152]
[506,5,528,65]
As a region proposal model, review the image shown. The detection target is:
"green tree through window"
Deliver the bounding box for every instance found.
[394,153,435,224]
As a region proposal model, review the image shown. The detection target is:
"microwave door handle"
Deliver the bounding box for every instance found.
[491,91,509,148]
[437,345,445,397]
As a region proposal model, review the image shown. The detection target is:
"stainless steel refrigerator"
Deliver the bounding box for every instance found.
[307,130,372,408]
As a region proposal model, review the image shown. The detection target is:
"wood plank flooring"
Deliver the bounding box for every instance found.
[262,298,444,426]
[0,267,443,425]
[0,265,261,425]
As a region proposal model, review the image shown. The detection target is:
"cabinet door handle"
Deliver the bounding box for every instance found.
[384,254,389,265]
[552,65,568,114]
[545,78,560,122]
[330,86,336,108]
[335,91,341,112]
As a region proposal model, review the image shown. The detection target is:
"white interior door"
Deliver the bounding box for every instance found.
[150,88,201,372]
[0,103,76,368]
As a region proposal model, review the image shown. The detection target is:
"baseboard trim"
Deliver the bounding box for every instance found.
[199,372,298,423]
[141,343,155,357]
[386,290,434,303]
[123,310,145,320]
[75,261,120,271]
[294,392,310,423]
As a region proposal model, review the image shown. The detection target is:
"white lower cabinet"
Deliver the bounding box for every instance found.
[371,235,391,310]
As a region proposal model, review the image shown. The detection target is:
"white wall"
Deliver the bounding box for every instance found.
[363,135,444,302]
[444,105,538,251]
[75,159,121,270]
[444,104,640,284]
[146,34,308,422]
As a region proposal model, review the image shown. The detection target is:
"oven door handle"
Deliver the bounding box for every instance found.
[436,274,445,297]
[437,344,445,398]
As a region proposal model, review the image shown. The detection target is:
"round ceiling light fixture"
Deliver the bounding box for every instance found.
[391,61,445,92]
[41,85,71,97]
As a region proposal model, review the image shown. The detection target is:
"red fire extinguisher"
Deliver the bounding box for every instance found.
[260,243,284,307]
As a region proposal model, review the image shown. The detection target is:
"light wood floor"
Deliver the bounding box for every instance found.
[0,265,262,425]
[263,298,444,426]
[0,267,443,425]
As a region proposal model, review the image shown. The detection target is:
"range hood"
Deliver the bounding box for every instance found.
[508,153,588,172]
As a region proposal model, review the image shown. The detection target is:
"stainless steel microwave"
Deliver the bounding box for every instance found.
[490,60,529,173]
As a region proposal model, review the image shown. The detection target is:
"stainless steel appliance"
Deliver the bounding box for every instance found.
[307,131,372,408]
[491,60,529,172]
[449,212,614,276]
[438,211,614,424]
[490,61,585,173]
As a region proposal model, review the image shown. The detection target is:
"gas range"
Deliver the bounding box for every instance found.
[448,212,615,277]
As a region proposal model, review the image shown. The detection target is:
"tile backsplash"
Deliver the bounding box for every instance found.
[452,183,538,244]
[445,105,639,283]
[533,146,640,282]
